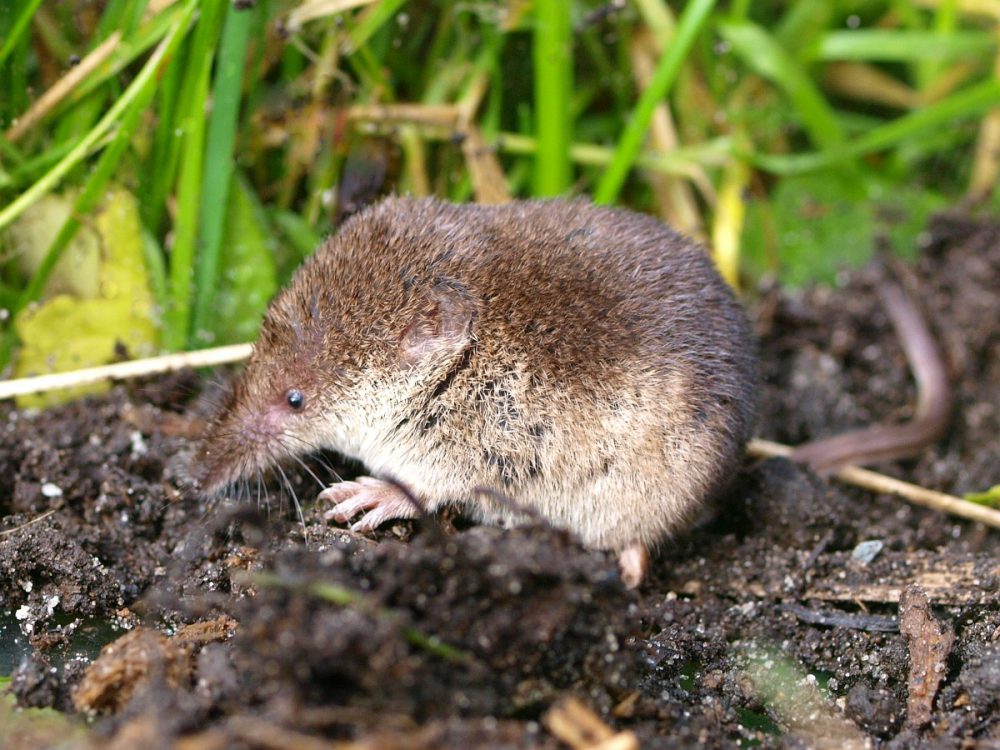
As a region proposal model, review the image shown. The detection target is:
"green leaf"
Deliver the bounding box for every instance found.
[814,30,994,62]
[869,181,948,261]
[742,174,946,286]
[4,193,102,299]
[743,172,870,286]
[965,485,1000,508]
[202,173,278,346]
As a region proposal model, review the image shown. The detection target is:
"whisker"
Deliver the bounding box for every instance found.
[289,454,327,491]
[274,462,307,543]
[282,434,338,463]
[280,434,343,483]
[264,468,273,519]
[312,456,342,483]
[280,433,321,454]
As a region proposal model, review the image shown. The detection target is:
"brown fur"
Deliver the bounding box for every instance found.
[193,197,757,554]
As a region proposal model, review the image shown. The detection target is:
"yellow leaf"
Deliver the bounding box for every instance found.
[4,193,101,299]
[13,188,159,408]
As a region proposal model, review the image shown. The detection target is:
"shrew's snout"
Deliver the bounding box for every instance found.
[191,405,292,498]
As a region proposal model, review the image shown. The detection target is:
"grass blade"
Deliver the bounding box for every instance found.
[162,0,228,350]
[815,30,993,62]
[533,0,573,196]
[54,6,181,119]
[0,0,44,69]
[720,22,845,150]
[753,78,1000,174]
[0,0,197,235]
[594,0,716,204]
[345,0,410,52]
[191,2,256,346]
[141,38,184,234]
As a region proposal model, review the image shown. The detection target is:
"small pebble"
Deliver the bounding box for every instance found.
[40,482,63,498]
[851,539,884,565]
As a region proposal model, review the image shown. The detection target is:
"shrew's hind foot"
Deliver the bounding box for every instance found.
[320,476,421,532]
[618,543,650,589]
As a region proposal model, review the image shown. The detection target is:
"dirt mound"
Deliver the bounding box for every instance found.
[2,213,999,748]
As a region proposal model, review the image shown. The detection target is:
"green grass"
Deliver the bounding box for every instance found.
[1,0,999,372]
[533,0,573,195]
[595,0,718,203]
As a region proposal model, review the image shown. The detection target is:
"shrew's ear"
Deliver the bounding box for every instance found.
[399,281,475,366]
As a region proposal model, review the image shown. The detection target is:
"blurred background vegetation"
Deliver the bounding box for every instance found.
[1,0,999,383]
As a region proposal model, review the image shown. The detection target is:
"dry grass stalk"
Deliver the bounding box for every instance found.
[347,103,461,129]
[749,438,1000,530]
[0,343,252,401]
[286,0,377,32]
[6,32,121,143]
[630,28,705,237]
[968,46,1000,199]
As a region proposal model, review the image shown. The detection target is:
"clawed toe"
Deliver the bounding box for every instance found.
[319,481,370,522]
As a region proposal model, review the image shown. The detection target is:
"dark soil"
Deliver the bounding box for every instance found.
[1,213,999,749]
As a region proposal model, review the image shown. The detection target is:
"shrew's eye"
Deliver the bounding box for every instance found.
[286,389,305,410]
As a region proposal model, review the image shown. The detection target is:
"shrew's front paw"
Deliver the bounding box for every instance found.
[319,477,421,532]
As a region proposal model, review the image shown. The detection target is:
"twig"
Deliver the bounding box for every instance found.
[344,104,731,178]
[347,103,461,128]
[286,0,377,32]
[749,437,1000,530]
[782,603,898,633]
[900,585,954,728]
[455,68,511,205]
[0,343,251,400]
[6,33,121,143]
[461,127,511,205]
[0,509,56,537]
[543,697,639,750]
